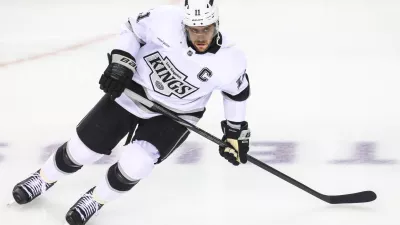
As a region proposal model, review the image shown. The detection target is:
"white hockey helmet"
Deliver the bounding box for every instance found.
[182,0,219,27]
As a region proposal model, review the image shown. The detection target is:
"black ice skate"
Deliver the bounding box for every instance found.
[65,187,104,225]
[11,170,56,204]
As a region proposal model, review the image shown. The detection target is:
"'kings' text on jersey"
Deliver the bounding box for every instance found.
[144,52,199,98]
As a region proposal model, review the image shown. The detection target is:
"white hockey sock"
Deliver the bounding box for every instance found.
[40,151,67,183]
[93,176,124,204]
[40,132,104,183]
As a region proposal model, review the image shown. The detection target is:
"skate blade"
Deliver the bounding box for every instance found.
[6,199,15,206]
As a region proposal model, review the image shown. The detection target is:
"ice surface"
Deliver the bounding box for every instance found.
[0,0,399,224]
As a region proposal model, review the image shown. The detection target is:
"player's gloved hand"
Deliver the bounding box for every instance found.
[99,49,137,100]
[219,120,251,166]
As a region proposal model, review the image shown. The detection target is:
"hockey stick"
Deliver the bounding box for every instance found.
[123,89,377,204]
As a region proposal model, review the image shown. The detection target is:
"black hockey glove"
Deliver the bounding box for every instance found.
[99,49,137,100]
[219,120,251,166]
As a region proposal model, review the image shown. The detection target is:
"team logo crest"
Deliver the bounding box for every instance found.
[144,52,199,98]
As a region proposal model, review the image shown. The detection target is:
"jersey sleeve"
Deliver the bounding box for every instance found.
[114,8,155,58]
[220,71,250,102]
[218,46,250,102]
[221,72,250,122]
[114,6,179,58]
[218,50,251,122]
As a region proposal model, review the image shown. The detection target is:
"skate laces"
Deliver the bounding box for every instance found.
[21,173,48,199]
[75,193,101,221]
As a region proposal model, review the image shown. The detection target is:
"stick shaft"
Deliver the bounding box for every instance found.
[123,89,375,204]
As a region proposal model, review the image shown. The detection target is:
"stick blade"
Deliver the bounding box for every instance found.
[327,191,377,204]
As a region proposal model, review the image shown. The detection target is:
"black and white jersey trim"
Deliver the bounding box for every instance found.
[222,73,250,102]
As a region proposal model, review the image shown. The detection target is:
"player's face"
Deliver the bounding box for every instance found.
[186,24,216,52]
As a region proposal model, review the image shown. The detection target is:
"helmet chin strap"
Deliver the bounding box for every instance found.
[216,33,222,47]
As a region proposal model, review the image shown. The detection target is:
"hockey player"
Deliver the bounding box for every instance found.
[10,0,251,224]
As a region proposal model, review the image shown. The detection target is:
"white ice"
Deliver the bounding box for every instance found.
[0,0,399,224]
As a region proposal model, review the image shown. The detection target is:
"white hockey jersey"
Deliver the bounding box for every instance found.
[114,5,250,123]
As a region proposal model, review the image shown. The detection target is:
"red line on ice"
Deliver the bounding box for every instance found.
[0,33,117,68]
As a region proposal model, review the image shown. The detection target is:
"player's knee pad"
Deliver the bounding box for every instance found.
[54,142,82,173]
[106,163,139,192]
[55,132,103,173]
[118,141,159,180]
[107,141,159,192]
